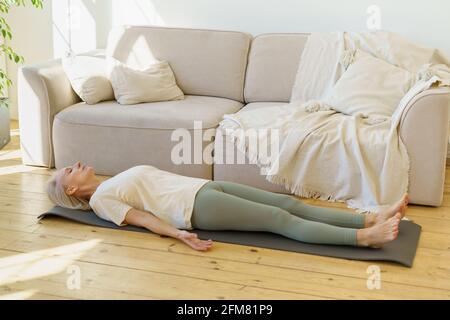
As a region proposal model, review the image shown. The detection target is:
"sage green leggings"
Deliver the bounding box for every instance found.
[191,181,366,246]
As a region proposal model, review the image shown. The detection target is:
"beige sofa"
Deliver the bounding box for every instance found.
[18,26,450,206]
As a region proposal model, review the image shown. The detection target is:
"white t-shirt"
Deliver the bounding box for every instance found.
[89,165,210,229]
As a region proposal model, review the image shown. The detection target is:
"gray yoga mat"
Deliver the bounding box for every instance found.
[38,206,421,267]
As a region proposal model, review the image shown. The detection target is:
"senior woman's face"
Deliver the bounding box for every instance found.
[57,161,96,195]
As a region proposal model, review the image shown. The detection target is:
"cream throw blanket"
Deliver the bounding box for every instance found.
[219,31,450,213]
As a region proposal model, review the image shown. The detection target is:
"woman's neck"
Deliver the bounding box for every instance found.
[78,179,102,201]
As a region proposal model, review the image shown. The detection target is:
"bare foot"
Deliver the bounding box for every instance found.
[357,213,401,248]
[374,194,409,225]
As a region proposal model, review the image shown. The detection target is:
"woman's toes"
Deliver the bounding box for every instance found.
[388,217,396,225]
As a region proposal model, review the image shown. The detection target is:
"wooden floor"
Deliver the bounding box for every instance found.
[0,121,449,300]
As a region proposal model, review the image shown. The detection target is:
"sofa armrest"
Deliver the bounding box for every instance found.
[399,87,450,206]
[18,59,80,168]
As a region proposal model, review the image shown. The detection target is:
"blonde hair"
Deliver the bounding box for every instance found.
[46,171,91,210]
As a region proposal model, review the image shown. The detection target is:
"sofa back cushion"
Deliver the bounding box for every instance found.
[244,33,309,103]
[107,26,252,103]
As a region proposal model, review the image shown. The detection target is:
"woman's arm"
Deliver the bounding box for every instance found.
[124,208,213,251]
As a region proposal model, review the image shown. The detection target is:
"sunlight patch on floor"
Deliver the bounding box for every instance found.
[0,149,22,161]
[10,129,20,137]
[0,164,48,176]
[0,239,101,286]
[0,289,37,300]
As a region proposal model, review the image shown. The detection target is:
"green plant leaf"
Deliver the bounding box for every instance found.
[0,0,43,97]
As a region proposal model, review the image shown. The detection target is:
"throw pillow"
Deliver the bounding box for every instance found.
[322,49,416,118]
[62,52,115,104]
[108,58,184,105]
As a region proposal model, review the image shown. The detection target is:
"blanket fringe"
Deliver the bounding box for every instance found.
[220,117,405,215]
[302,100,332,113]
[221,128,391,214]
[267,174,345,204]
[266,174,387,214]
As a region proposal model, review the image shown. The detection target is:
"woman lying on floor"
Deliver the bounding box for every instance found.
[46,162,409,252]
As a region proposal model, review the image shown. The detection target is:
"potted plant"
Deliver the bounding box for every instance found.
[0,0,43,150]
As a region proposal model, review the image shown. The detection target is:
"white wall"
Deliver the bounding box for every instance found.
[5,0,450,120]
[51,0,112,58]
[5,2,53,120]
[110,0,450,57]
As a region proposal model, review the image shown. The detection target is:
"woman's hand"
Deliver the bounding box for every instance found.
[176,230,213,251]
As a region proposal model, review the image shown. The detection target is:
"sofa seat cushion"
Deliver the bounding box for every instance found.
[55,95,243,130]
[238,101,289,113]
